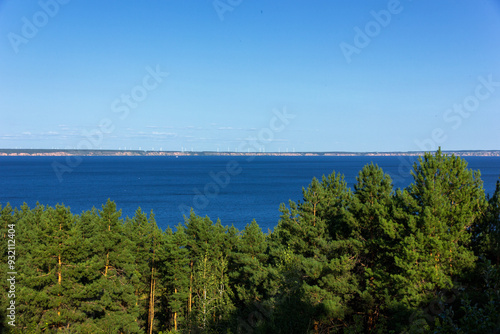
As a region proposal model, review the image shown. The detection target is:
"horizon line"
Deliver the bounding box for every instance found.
[1,148,500,156]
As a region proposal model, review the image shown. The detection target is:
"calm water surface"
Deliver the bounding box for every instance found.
[1,156,499,231]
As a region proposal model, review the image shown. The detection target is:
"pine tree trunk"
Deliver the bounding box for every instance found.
[203,255,207,329]
[104,252,109,277]
[149,276,155,334]
[189,261,193,314]
[174,288,178,331]
[313,202,316,227]
[105,223,111,276]
[58,252,62,317]
[58,222,62,317]
[58,221,62,284]
[149,241,157,334]
[58,253,62,284]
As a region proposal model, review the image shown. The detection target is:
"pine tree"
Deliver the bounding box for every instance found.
[146,212,163,334]
[393,149,487,309]
[269,172,360,333]
[345,163,400,332]
[5,204,91,332]
[159,224,190,332]
[475,178,500,264]
[70,207,106,333]
[123,208,149,330]
[40,204,84,330]
[72,200,141,333]
[123,208,164,333]
[440,177,500,333]
[184,211,235,331]
[230,220,268,305]
[11,203,47,331]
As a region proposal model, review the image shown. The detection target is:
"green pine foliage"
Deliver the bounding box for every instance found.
[345,163,400,332]
[269,172,360,333]
[13,204,86,332]
[230,220,269,305]
[123,208,164,333]
[158,225,190,332]
[393,149,487,310]
[474,178,500,265]
[89,200,141,333]
[1,149,499,333]
[183,211,235,331]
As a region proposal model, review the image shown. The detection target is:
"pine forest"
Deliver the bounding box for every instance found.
[1,149,500,334]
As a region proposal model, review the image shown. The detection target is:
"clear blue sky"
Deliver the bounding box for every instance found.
[1,0,499,152]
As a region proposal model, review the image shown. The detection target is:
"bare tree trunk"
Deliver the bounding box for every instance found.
[189,261,193,314]
[58,222,62,317]
[104,252,109,276]
[105,223,111,276]
[174,288,178,331]
[149,240,157,334]
[148,273,155,334]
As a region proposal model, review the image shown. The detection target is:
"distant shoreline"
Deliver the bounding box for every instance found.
[1,149,499,157]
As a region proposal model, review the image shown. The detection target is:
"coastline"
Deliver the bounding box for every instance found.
[0,149,499,157]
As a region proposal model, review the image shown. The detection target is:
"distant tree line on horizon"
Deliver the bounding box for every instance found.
[1,149,499,333]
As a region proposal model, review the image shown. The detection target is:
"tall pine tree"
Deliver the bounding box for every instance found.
[159,224,190,332]
[393,149,487,310]
[345,163,400,332]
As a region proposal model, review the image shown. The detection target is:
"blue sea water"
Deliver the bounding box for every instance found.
[0,156,499,232]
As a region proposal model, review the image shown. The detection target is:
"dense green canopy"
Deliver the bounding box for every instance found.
[1,150,499,333]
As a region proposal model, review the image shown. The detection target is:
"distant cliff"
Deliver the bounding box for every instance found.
[1,149,499,157]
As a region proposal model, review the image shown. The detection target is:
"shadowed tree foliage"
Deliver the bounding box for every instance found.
[474,177,500,265]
